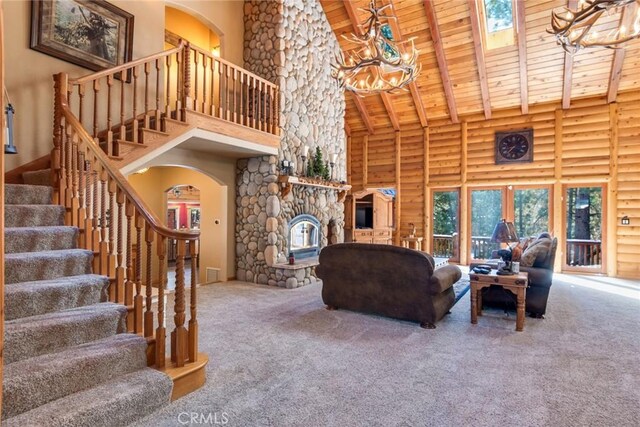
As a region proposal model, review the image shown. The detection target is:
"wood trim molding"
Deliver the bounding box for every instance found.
[423,0,459,123]
[561,0,578,110]
[467,0,492,119]
[344,121,351,137]
[394,131,401,246]
[515,0,529,115]
[363,134,369,187]
[607,103,618,276]
[422,127,430,251]
[607,2,637,103]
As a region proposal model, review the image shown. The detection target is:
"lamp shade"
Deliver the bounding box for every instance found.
[490,219,519,243]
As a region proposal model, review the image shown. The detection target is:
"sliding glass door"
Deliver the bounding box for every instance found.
[470,188,504,260]
[432,190,460,262]
[563,185,605,273]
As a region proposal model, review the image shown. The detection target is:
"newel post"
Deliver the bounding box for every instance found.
[181,42,191,121]
[52,72,68,205]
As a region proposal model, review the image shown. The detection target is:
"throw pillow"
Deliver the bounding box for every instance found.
[511,244,523,261]
[520,238,551,268]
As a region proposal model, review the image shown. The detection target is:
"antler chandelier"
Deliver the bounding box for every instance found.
[549,0,640,53]
[331,0,420,95]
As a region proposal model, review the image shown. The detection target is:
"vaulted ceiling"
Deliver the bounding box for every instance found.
[320,0,640,133]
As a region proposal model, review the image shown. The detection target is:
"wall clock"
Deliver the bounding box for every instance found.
[495,129,533,164]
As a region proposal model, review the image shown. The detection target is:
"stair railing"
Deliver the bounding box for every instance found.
[53,71,200,370]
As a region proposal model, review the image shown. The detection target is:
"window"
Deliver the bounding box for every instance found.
[480,0,515,50]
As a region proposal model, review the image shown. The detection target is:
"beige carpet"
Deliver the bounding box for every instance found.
[138,274,640,427]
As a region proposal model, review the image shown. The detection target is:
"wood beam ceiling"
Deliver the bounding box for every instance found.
[515,0,529,115]
[562,0,579,110]
[342,0,376,134]
[423,0,459,123]
[387,0,428,127]
[467,0,492,119]
[351,93,375,134]
[380,92,400,131]
[607,2,638,103]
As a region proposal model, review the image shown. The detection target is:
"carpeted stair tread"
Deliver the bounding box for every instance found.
[4,184,52,205]
[4,368,173,427]
[4,226,78,253]
[21,169,52,187]
[4,274,109,321]
[5,204,65,227]
[2,334,149,420]
[4,302,128,364]
[4,249,93,284]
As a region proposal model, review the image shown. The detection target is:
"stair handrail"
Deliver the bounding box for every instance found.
[56,74,199,241]
[69,42,186,85]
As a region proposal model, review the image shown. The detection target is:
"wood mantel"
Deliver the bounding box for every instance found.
[277,175,351,202]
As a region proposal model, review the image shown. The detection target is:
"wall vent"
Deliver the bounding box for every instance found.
[206,267,221,283]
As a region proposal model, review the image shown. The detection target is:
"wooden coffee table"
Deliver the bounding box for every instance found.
[469,270,529,331]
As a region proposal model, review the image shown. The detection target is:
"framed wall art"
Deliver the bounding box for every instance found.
[30,0,134,73]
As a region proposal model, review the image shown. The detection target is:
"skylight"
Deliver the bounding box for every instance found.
[480,0,515,50]
[484,0,513,33]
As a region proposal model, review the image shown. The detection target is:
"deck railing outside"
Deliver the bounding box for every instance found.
[566,239,602,267]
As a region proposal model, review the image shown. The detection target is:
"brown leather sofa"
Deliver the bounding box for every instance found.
[316,243,462,328]
[478,234,558,318]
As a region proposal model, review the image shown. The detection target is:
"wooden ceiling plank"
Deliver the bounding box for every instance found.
[467,0,492,119]
[423,0,459,123]
[562,0,579,110]
[607,2,637,103]
[515,0,529,114]
[351,93,376,134]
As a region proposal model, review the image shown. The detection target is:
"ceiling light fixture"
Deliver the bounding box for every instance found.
[331,0,420,95]
[549,0,640,53]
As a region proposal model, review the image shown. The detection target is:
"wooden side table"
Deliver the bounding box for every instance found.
[401,236,424,250]
[470,270,529,331]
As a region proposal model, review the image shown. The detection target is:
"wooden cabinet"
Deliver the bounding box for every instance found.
[345,189,394,245]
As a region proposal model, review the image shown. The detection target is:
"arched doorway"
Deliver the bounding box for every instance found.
[166,185,201,290]
[164,5,222,56]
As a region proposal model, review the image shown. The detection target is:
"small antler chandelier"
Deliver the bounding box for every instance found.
[331,0,420,95]
[549,0,640,53]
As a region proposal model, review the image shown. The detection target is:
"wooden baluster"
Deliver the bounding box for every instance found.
[63,126,73,224]
[132,65,139,143]
[209,56,215,116]
[119,70,126,142]
[106,75,115,156]
[107,179,117,296]
[193,50,199,112]
[134,211,144,334]
[78,150,88,249]
[144,224,155,338]
[144,62,151,129]
[225,64,231,121]
[155,58,162,130]
[275,86,280,135]
[182,44,191,121]
[171,240,188,367]
[231,67,237,123]
[188,239,198,363]
[261,81,267,132]
[78,84,85,129]
[92,80,100,142]
[71,132,81,228]
[89,160,100,265]
[239,72,245,126]
[165,55,173,119]
[156,235,168,369]
[251,77,257,130]
[125,197,135,330]
[218,59,224,119]
[115,187,125,304]
[99,168,110,280]
[201,52,207,114]
[176,50,183,118]
[52,74,66,205]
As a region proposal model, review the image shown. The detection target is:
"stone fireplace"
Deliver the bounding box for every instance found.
[288,214,321,260]
[236,0,346,288]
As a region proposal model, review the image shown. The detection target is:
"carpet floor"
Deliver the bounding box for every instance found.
[137,273,640,427]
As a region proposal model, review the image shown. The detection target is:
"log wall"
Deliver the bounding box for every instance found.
[347,90,640,278]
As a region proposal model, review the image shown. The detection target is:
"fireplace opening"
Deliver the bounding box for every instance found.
[288,214,321,259]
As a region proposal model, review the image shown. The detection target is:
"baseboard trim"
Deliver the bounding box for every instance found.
[161,353,209,401]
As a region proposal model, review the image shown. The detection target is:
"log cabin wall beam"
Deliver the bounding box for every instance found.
[553,109,564,272]
[423,127,430,252]
[467,0,492,119]
[423,0,459,123]
[607,103,619,276]
[363,134,369,187]
[561,0,579,110]
[606,3,637,103]
[395,131,401,246]
[515,0,529,115]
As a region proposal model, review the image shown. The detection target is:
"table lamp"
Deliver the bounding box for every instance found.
[490,219,519,274]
